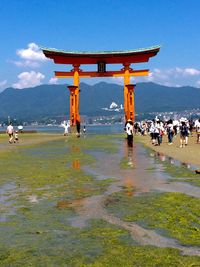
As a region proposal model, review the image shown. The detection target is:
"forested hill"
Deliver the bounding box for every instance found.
[0,82,200,120]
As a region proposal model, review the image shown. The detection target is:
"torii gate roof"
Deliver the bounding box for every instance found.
[42,45,161,65]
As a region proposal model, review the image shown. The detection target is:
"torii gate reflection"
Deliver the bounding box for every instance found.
[42,46,160,126]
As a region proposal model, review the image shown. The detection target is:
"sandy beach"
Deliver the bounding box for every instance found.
[136,133,200,169]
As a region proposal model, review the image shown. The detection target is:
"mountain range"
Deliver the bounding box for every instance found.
[0,82,200,121]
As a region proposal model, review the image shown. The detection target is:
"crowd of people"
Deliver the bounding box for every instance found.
[131,117,200,147]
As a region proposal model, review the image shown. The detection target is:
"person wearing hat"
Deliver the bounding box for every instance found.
[167,119,174,145]
[179,119,189,148]
[125,119,134,146]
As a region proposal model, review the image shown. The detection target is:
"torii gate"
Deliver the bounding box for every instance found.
[42,46,160,125]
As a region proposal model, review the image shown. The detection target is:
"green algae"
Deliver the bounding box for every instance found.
[157,160,200,188]
[105,191,200,246]
[163,163,198,178]
[120,156,134,169]
[1,134,200,266]
[139,142,200,187]
[1,218,200,267]
[0,137,113,190]
[0,135,116,232]
[68,134,120,153]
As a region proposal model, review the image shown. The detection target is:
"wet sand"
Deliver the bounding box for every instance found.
[69,141,200,256]
[1,134,200,261]
[0,133,65,152]
[136,134,200,169]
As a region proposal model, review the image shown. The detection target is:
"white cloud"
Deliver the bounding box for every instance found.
[111,77,123,85]
[196,80,200,88]
[175,67,200,76]
[13,60,40,68]
[49,77,58,84]
[0,80,7,89]
[17,43,47,61]
[145,72,154,82]
[13,43,48,68]
[134,67,200,87]
[111,76,136,85]
[13,71,45,89]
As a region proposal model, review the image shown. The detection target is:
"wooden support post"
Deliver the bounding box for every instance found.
[68,85,78,126]
[123,63,131,123]
[73,64,81,124]
[126,84,135,122]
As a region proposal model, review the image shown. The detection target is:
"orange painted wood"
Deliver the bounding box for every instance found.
[55,69,149,78]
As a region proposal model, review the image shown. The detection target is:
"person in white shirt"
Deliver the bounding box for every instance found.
[195,119,200,143]
[125,120,134,146]
[61,121,70,136]
[6,123,14,143]
[149,122,156,145]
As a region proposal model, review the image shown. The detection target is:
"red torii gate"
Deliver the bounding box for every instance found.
[42,45,160,125]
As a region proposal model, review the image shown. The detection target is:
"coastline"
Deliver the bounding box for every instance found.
[135,134,200,169]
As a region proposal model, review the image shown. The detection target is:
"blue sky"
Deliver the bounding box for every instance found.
[0,0,200,91]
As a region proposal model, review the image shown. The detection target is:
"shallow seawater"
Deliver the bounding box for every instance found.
[0,134,200,266]
[145,146,200,188]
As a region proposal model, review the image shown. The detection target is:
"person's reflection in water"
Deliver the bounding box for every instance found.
[127,146,134,168]
[168,157,174,165]
[123,140,135,196]
[124,138,135,168]
[157,152,166,162]
[182,162,191,169]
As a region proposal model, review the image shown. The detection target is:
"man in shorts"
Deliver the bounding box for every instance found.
[6,122,14,143]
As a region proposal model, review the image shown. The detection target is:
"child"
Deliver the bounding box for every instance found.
[14,131,19,143]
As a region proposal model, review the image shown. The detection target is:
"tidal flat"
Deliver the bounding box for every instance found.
[0,133,200,266]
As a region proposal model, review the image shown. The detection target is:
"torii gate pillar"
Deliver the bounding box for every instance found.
[126,84,135,122]
[123,64,135,122]
[67,64,81,126]
[68,85,80,126]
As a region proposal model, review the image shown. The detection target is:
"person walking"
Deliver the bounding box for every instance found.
[195,119,200,143]
[76,120,81,138]
[185,119,190,146]
[167,119,174,145]
[125,120,134,147]
[179,119,189,148]
[149,121,156,145]
[6,122,14,143]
